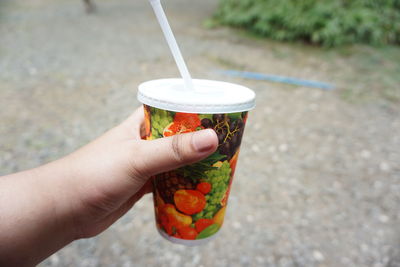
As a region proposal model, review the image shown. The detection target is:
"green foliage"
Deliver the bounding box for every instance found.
[214,0,400,47]
[177,152,226,180]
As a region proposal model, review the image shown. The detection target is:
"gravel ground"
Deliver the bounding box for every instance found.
[1,0,400,266]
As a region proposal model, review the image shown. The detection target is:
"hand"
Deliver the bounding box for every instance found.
[65,106,218,238]
[0,106,218,266]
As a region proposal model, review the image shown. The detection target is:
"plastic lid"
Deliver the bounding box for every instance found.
[137,79,256,114]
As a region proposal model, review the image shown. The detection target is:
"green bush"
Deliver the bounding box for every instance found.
[213,0,400,47]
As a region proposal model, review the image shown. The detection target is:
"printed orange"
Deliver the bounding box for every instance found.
[174,190,206,215]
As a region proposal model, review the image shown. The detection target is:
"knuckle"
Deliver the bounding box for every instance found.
[129,161,155,189]
[131,161,151,181]
[171,134,186,164]
[127,142,153,179]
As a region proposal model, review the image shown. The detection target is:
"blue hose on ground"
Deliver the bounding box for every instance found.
[217,70,335,91]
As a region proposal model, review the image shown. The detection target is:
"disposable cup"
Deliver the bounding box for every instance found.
[137,78,255,246]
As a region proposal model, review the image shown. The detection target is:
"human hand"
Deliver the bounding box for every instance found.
[64,106,218,238]
[0,106,218,266]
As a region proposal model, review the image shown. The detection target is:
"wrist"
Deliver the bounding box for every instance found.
[0,163,77,266]
[34,158,82,242]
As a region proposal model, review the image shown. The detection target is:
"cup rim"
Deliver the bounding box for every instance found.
[137,78,256,114]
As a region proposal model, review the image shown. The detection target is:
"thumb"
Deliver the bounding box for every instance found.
[132,129,218,178]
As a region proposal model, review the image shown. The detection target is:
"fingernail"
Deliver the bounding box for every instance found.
[192,129,217,153]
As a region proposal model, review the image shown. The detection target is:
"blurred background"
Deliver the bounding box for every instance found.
[1,0,400,266]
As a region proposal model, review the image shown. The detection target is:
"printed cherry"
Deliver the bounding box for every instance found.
[196,182,212,194]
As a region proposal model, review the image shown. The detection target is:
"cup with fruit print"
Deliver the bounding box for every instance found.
[138,78,255,246]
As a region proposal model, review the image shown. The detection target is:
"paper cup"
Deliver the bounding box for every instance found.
[138,79,255,246]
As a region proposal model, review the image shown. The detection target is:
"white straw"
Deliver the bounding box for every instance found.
[149,0,194,90]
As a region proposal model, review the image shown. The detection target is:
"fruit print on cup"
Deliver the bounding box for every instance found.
[144,105,248,244]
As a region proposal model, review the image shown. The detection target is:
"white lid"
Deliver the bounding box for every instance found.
[137,79,256,113]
